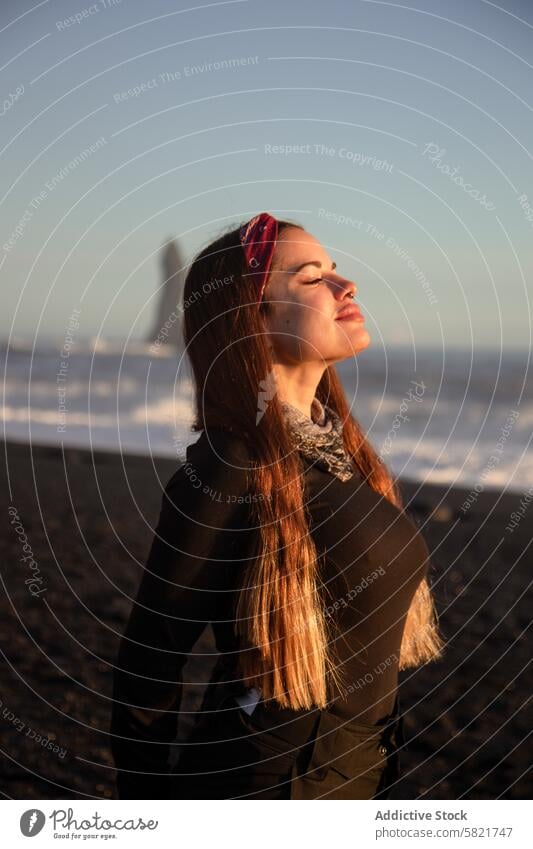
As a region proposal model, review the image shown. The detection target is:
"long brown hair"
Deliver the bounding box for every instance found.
[182,218,445,710]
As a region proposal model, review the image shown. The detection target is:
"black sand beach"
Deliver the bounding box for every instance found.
[1,438,530,800]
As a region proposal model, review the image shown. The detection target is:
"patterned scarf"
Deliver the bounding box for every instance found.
[280,396,355,482]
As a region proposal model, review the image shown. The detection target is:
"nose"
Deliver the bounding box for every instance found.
[330,275,357,300]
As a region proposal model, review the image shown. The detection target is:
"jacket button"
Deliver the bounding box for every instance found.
[379,744,388,756]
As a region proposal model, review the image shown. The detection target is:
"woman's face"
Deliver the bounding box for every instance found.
[263,227,370,364]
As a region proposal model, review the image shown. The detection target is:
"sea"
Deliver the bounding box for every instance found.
[2,338,531,495]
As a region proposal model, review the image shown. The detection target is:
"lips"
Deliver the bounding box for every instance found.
[335,305,364,321]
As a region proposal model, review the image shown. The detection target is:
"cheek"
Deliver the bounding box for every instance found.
[267,294,332,340]
[269,302,301,332]
[280,309,324,339]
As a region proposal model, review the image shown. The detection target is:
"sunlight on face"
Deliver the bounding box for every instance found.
[262,227,370,365]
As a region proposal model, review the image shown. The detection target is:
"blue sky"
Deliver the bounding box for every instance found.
[1,0,532,349]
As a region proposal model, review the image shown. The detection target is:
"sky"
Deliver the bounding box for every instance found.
[1,0,532,350]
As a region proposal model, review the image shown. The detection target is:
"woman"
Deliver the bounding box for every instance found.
[110,212,445,800]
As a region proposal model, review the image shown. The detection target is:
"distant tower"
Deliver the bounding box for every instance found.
[149,238,186,348]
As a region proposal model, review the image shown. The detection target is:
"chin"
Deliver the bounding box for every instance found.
[344,331,371,358]
[359,329,371,349]
[321,332,372,362]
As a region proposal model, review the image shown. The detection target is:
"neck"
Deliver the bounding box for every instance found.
[270,362,326,419]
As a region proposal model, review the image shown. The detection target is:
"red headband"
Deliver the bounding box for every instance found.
[239,212,279,303]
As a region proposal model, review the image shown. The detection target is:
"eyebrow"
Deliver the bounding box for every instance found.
[291,260,337,273]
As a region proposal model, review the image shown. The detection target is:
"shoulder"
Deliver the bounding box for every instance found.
[186,428,252,467]
[164,428,252,499]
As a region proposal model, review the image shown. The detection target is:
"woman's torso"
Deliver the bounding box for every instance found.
[199,431,430,726]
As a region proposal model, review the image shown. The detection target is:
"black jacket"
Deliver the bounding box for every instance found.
[110,428,429,798]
